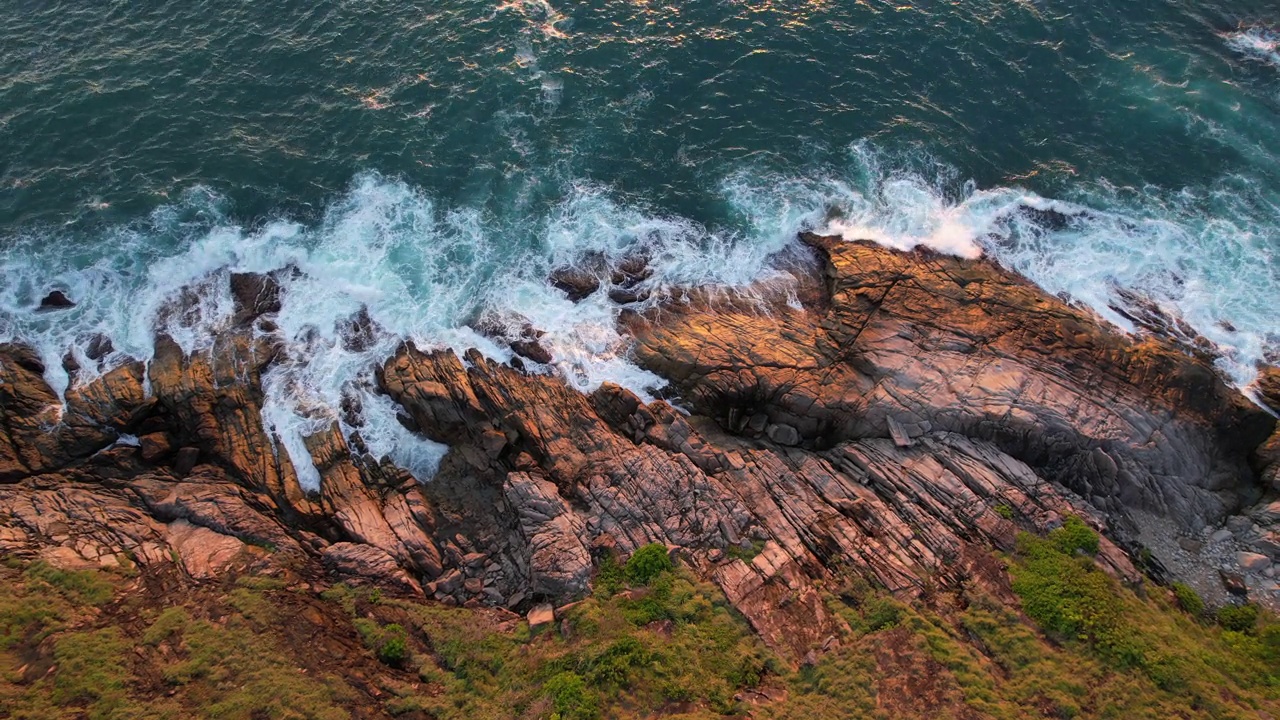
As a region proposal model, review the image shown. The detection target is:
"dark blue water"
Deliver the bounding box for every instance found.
[2,0,1279,481]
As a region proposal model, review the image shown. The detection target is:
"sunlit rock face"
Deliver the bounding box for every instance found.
[0,234,1274,660]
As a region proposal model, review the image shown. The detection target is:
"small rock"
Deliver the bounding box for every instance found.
[886,416,913,448]
[173,447,200,476]
[1177,538,1203,554]
[229,272,282,322]
[1254,501,1280,523]
[138,432,173,463]
[527,603,555,630]
[766,423,801,447]
[1254,535,1280,559]
[1210,528,1234,543]
[549,267,600,302]
[511,338,553,365]
[479,430,507,459]
[462,552,488,568]
[607,286,650,305]
[1226,515,1254,536]
[1220,570,1249,596]
[338,307,377,352]
[1265,566,1276,579]
[463,577,484,594]
[85,334,114,361]
[435,569,463,594]
[1237,551,1271,573]
[38,290,75,311]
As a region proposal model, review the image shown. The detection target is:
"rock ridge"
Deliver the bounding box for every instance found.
[1,234,1277,661]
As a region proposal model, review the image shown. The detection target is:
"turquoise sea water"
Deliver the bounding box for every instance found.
[2,0,1279,482]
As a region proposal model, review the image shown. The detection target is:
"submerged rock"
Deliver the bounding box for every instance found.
[37,290,75,311]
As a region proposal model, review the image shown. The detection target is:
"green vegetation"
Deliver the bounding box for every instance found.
[372,553,778,719]
[3,524,1280,720]
[624,543,674,585]
[1171,581,1205,617]
[1216,603,1259,633]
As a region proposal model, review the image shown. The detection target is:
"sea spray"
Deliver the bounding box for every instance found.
[1,144,1276,485]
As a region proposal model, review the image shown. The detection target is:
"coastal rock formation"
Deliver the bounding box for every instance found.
[0,234,1275,660]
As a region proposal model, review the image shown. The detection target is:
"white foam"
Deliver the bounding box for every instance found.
[2,149,1276,491]
[796,144,1279,385]
[1226,27,1280,70]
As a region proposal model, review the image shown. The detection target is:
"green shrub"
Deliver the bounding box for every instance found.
[863,598,903,633]
[546,671,597,720]
[379,634,409,667]
[376,623,410,666]
[994,504,1015,520]
[594,553,625,597]
[1171,582,1204,617]
[584,635,650,689]
[1010,530,1143,667]
[1217,604,1260,633]
[1050,516,1100,556]
[625,544,674,586]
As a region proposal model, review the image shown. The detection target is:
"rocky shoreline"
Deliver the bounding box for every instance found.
[3,232,1279,662]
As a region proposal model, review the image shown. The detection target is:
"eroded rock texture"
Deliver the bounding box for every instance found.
[0,235,1275,661]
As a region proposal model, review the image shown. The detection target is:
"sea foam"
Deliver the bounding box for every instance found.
[1226,27,1280,70]
[1,145,1275,488]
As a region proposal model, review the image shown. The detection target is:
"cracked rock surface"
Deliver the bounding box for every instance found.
[1,234,1275,659]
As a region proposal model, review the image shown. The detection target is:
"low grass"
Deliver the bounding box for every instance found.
[369,551,777,719]
[3,528,1280,720]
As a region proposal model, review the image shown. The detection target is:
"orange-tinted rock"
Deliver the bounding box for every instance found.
[1,234,1276,661]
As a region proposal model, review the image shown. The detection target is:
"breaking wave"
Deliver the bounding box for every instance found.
[2,144,1276,487]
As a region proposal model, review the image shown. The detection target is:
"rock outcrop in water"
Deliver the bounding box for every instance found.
[1,233,1277,661]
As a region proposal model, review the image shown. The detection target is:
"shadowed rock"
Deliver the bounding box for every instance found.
[1,233,1275,663]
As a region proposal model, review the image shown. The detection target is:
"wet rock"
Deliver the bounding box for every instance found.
[85,334,114,361]
[338,307,377,353]
[229,272,282,323]
[549,267,600,302]
[1015,204,1080,232]
[608,286,650,305]
[511,338,553,365]
[37,290,75,311]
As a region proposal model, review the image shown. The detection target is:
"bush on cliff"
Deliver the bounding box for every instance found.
[624,543,674,586]
[1170,582,1204,617]
[1010,520,1144,667]
[1216,603,1259,633]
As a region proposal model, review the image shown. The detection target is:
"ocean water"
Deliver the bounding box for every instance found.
[2,0,1279,485]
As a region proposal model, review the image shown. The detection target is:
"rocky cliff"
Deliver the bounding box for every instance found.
[2,233,1278,662]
